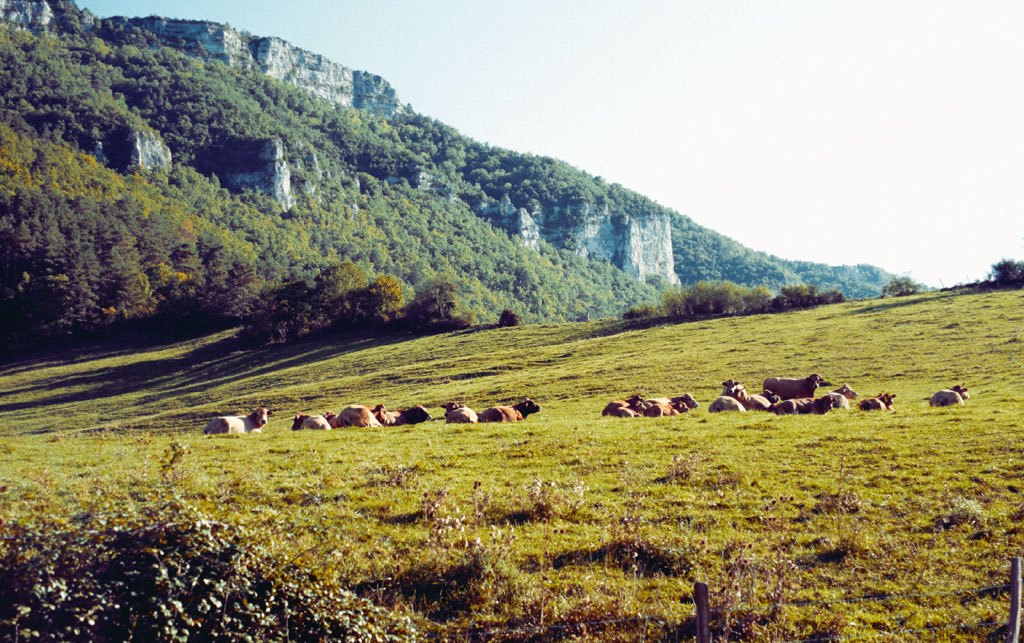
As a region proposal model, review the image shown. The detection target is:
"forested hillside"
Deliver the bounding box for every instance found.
[0,2,892,352]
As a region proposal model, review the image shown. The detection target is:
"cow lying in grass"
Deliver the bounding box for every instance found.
[338,405,382,427]
[772,395,841,415]
[930,385,969,407]
[859,393,896,411]
[372,404,432,426]
[290,413,332,431]
[721,379,777,411]
[827,385,859,409]
[602,395,648,418]
[443,402,478,423]
[479,398,541,422]
[203,407,272,435]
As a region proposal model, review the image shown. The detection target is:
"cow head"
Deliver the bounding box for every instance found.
[951,384,969,400]
[403,405,432,424]
[721,380,747,400]
[807,373,829,389]
[290,413,309,431]
[516,398,541,417]
[762,391,782,404]
[443,401,464,413]
[670,400,691,413]
[678,393,699,409]
[626,395,646,410]
[831,384,858,400]
[811,396,830,414]
[251,407,271,427]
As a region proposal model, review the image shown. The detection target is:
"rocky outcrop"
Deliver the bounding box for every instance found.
[93,126,171,171]
[1,1,405,117]
[0,0,94,34]
[106,16,406,117]
[0,0,54,32]
[128,129,172,170]
[478,195,680,286]
[219,138,295,210]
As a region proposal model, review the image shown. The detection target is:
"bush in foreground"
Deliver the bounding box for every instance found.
[0,501,419,642]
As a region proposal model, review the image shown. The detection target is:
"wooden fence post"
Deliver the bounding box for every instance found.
[1008,557,1022,643]
[694,581,711,643]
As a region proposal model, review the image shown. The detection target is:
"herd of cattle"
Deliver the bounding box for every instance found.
[202,399,542,435]
[603,375,968,417]
[201,374,970,435]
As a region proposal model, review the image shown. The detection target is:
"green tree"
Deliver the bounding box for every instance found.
[881,276,922,297]
[989,259,1024,286]
[405,275,473,330]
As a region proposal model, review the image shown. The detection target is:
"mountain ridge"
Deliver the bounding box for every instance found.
[0,0,895,350]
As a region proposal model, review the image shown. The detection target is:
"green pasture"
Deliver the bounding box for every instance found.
[1,289,1022,641]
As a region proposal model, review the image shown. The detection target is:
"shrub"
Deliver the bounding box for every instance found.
[0,501,419,642]
[881,276,923,297]
[497,309,521,327]
[622,303,659,320]
[990,258,1024,286]
[404,276,474,330]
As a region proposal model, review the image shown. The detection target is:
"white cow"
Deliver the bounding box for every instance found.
[203,407,271,435]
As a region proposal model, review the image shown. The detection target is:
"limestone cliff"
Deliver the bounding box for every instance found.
[1,1,405,117]
[218,139,296,210]
[107,16,405,117]
[478,195,680,286]
[0,0,55,32]
[92,126,171,172]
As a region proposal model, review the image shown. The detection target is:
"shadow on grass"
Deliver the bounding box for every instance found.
[0,328,416,415]
[845,291,959,315]
[550,538,689,577]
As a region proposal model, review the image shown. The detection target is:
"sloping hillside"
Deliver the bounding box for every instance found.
[1,1,894,352]
[0,289,1021,640]
[0,288,1018,435]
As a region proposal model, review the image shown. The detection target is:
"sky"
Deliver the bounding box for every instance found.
[79,0,1024,287]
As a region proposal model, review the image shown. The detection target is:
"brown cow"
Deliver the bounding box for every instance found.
[644,400,691,417]
[339,405,382,427]
[722,380,774,411]
[859,393,896,411]
[930,385,969,407]
[708,396,746,413]
[479,398,542,422]
[772,395,839,415]
[763,373,829,401]
[443,402,478,423]
[372,404,432,426]
[203,407,271,435]
[290,413,332,431]
[644,393,700,411]
[827,385,859,410]
[602,395,648,417]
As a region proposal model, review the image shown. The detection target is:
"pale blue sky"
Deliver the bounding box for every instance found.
[80,1,1024,287]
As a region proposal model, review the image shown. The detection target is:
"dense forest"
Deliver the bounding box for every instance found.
[0,3,893,352]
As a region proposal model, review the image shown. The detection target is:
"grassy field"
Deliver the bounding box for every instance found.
[1,288,1023,641]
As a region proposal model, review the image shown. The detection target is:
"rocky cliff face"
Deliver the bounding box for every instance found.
[128,129,172,170]
[92,127,172,172]
[0,0,54,32]
[1,1,405,117]
[108,16,405,117]
[219,139,295,210]
[478,195,680,286]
